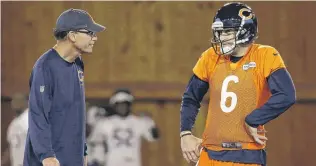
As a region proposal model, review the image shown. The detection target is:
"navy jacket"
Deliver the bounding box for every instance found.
[24,49,87,166]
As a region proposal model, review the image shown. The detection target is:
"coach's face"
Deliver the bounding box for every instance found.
[70,29,98,54]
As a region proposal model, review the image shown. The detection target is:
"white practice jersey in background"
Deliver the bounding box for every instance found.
[89,114,156,166]
[7,109,29,166]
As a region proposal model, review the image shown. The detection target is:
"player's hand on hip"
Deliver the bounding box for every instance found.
[245,122,268,145]
[42,157,60,166]
[181,133,202,163]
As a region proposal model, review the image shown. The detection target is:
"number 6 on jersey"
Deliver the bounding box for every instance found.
[220,75,239,113]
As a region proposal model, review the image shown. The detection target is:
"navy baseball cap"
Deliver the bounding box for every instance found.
[55,8,105,33]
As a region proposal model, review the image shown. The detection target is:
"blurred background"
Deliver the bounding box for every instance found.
[1,1,316,166]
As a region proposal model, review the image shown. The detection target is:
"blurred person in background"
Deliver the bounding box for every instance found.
[23,8,105,166]
[86,102,115,134]
[88,88,160,166]
[86,102,102,137]
[180,2,296,166]
[86,104,115,166]
[2,93,29,166]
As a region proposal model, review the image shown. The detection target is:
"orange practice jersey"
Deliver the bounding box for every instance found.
[193,44,286,151]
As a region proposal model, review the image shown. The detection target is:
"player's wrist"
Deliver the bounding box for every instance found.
[180,131,192,138]
[245,117,260,128]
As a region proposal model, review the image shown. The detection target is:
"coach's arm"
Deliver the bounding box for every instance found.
[29,65,56,162]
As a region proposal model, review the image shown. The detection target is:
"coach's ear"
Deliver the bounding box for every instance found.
[68,31,77,42]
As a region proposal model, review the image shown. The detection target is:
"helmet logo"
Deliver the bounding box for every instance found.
[238,8,253,20]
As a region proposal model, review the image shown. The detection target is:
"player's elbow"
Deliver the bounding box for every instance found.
[288,95,296,106]
[151,127,160,140]
[284,74,296,107]
[284,92,296,107]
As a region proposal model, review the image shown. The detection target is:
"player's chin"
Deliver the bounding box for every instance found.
[191,158,199,163]
[221,51,234,56]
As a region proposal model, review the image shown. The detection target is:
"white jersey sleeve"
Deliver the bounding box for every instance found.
[139,116,157,142]
[87,106,102,127]
[87,120,108,165]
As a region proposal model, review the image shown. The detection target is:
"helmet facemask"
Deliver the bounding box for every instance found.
[211,27,238,55]
[211,17,253,56]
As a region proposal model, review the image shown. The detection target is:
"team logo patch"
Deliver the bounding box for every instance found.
[78,70,84,85]
[40,86,45,93]
[243,62,256,71]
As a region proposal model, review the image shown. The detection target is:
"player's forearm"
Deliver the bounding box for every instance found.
[245,69,296,127]
[180,74,209,132]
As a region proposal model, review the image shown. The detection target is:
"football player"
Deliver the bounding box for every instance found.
[87,105,115,166]
[88,88,160,166]
[180,2,296,166]
[5,93,29,166]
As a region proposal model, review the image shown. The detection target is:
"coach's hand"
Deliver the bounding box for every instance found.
[181,132,202,163]
[84,156,88,166]
[42,157,60,166]
[245,122,268,145]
